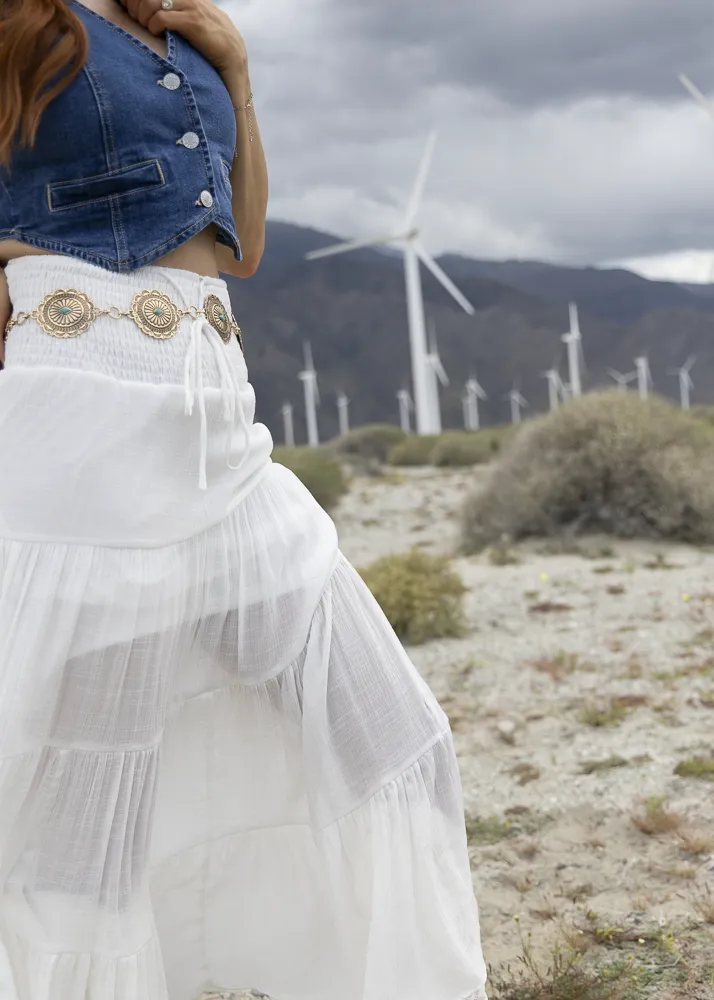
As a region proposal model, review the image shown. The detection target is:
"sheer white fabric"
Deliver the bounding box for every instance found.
[0,257,487,1000]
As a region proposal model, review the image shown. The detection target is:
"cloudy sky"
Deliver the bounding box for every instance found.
[223,0,714,281]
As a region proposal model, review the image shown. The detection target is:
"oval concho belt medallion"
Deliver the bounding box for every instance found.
[204,293,233,344]
[38,289,96,338]
[131,289,181,339]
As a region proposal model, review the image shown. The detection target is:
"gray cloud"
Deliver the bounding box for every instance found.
[223,0,714,274]
[335,0,714,106]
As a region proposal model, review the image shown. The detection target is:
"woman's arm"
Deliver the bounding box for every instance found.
[216,64,269,279]
[129,0,269,278]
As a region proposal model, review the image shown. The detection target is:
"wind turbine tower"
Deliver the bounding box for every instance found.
[298,342,320,447]
[669,355,695,409]
[463,374,487,430]
[541,368,564,412]
[336,390,350,436]
[506,384,528,425]
[562,302,583,398]
[634,356,652,400]
[281,401,295,448]
[305,132,475,435]
[397,388,413,433]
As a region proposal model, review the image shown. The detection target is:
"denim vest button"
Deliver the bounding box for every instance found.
[160,72,181,90]
[199,190,213,208]
[178,131,200,149]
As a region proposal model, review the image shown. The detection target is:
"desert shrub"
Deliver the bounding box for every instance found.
[334,423,407,464]
[460,391,714,553]
[272,446,347,511]
[431,430,505,467]
[359,549,467,644]
[387,434,440,466]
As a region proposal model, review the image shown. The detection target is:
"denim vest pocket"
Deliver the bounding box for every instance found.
[47,159,165,213]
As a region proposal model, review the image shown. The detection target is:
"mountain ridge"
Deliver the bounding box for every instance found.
[223,221,714,444]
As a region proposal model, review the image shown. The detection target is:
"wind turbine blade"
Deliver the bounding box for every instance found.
[684,354,696,371]
[314,377,321,407]
[414,242,475,315]
[434,358,449,387]
[305,233,399,261]
[304,342,313,370]
[679,73,714,121]
[404,131,438,228]
[427,316,437,354]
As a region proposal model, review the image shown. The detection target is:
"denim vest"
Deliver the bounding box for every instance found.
[0,1,241,272]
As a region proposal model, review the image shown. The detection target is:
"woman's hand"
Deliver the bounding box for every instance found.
[0,267,10,367]
[122,0,248,77]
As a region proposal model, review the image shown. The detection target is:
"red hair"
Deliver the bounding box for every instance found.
[0,0,88,169]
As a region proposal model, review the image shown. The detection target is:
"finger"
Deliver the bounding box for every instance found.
[147,8,192,36]
[136,0,165,27]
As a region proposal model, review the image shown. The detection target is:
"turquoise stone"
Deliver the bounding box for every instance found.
[59,306,71,314]
[154,308,163,316]
[219,312,226,321]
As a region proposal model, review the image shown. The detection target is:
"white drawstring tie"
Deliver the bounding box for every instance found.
[165,272,249,490]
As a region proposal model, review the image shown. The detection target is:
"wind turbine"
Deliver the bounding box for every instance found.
[304,132,475,435]
[541,367,564,412]
[298,341,320,447]
[505,383,527,425]
[561,302,584,398]
[424,317,449,432]
[397,388,413,433]
[607,369,638,394]
[634,356,653,400]
[281,401,295,448]
[336,390,350,436]
[669,355,695,409]
[463,374,487,430]
[678,74,714,283]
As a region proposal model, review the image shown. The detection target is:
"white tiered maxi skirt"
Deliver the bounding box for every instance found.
[0,256,487,1000]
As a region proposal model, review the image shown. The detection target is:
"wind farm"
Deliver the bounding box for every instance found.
[271,128,714,447]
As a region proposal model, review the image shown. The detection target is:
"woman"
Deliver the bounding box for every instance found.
[0,2,488,998]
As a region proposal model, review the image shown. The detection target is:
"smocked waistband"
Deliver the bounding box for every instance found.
[2,256,250,490]
[3,255,243,390]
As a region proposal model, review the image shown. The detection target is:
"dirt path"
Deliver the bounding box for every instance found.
[335,466,714,995]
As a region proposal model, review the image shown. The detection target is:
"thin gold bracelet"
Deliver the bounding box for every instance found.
[233,92,255,151]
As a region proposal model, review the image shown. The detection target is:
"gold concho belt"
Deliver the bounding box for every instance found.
[3,288,244,351]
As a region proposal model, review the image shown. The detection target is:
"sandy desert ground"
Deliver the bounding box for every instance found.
[208,464,714,999]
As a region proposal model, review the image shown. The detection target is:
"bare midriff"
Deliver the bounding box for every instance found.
[0,224,222,279]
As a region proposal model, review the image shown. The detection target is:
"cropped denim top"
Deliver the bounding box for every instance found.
[0,1,241,272]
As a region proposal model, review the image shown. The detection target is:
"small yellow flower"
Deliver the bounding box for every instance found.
[682,593,691,603]
[540,573,550,582]
[638,937,645,945]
